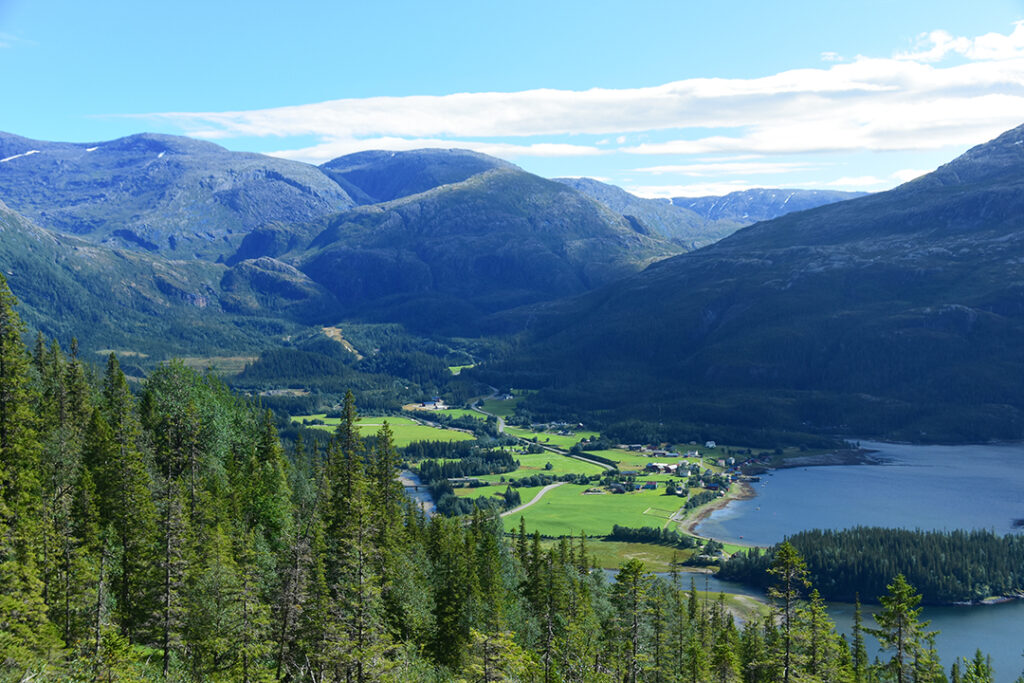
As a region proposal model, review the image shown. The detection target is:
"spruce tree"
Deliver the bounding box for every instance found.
[866,574,934,683]
[767,540,810,682]
[0,274,61,672]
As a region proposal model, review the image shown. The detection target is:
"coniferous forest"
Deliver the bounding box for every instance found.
[719,528,1024,605]
[1,272,1018,682]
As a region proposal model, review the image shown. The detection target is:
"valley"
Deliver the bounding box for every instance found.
[4,123,1024,680]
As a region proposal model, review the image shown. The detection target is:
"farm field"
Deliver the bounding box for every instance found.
[478,397,520,418]
[503,426,601,450]
[430,408,485,420]
[292,414,475,448]
[501,484,686,537]
[573,539,696,572]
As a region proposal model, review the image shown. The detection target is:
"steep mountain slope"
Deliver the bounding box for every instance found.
[553,177,742,248]
[487,124,1024,443]
[0,132,354,259]
[0,200,291,356]
[229,167,686,332]
[673,188,867,223]
[319,148,515,204]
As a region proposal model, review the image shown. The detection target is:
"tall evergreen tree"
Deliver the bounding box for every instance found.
[866,574,934,683]
[0,274,61,673]
[767,541,810,683]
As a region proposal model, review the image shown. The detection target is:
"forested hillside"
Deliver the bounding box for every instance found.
[0,273,1012,681]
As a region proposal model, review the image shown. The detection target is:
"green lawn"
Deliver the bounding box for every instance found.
[433,408,486,420]
[501,484,686,537]
[478,397,520,418]
[292,414,475,448]
[504,426,601,450]
[460,454,605,486]
[575,539,696,572]
[448,364,475,375]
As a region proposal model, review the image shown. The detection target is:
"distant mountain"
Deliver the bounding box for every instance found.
[0,134,692,351]
[231,166,685,333]
[0,132,354,259]
[673,188,867,223]
[0,199,284,357]
[320,148,515,204]
[554,177,742,248]
[486,124,1024,443]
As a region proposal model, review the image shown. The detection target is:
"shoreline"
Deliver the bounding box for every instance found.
[683,447,882,543]
[762,447,883,470]
[682,481,756,538]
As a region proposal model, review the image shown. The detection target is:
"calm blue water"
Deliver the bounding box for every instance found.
[831,600,1024,682]
[694,441,1024,681]
[696,441,1024,546]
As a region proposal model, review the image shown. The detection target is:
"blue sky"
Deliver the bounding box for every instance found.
[2,0,1024,196]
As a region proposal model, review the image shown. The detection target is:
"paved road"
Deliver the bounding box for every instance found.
[500,481,566,517]
[473,389,614,472]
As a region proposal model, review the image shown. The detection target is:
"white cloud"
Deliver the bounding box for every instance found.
[130,22,1024,172]
[626,181,768,199]
[822,175,891,189]
[890,168,930,183]
[268,136,605,163]
[820,51,845,63]
[633,160,819,176]
[896,21,1024,62]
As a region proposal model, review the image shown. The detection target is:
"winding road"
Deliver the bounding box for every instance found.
[500,481,566,517]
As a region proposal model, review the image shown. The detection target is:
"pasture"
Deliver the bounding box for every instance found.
[292,414,475,448]
[500,484,686,537]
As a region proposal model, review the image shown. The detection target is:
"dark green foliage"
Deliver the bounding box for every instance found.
[417,449,518,482]
[720,527,1024,604]
[607,524,697,548]
[0,291,1004,679]
[487,124,1024,443]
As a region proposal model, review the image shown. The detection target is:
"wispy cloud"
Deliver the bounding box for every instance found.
[269,136,605,163]
[0,32,24,49]
[124,22,1024,195]
[633,161,820,176]
[626,181,770,199]
[135,22,1024,163]
[896,21,1024,62]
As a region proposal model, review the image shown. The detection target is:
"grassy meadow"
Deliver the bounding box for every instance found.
[292,414,475,448]
[500,484,686,537]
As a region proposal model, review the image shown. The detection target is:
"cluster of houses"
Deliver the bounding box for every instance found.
[418,397,449,410]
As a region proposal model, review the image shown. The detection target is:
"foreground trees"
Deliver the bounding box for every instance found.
[0,274,1007,681]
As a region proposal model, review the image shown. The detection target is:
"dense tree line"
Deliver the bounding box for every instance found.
[1,274,1018,681]
[417,450,519,483]
[608,525,697,548]
[719,527,1024,604]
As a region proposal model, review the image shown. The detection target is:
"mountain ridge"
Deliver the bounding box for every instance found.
[483,122,1024,443]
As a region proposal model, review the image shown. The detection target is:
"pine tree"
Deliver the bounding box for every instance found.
[960,649,993,683]
[0,274,61,672]
[611,558,651,683]
[866,574,934,683]
[852,594,870,682]
[767,541,810,683]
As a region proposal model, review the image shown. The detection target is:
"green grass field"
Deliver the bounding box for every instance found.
[504,426,601,450]
[446,449,607,487]
[478,397,520,418]
[576,539,696,572]
[292,414,475,448]
[448,364,475,375]
[432,408,486,420]
[501,484,686,537]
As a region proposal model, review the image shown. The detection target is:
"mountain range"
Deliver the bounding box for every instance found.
[484,124,1024,443]
[0,132,831,350]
